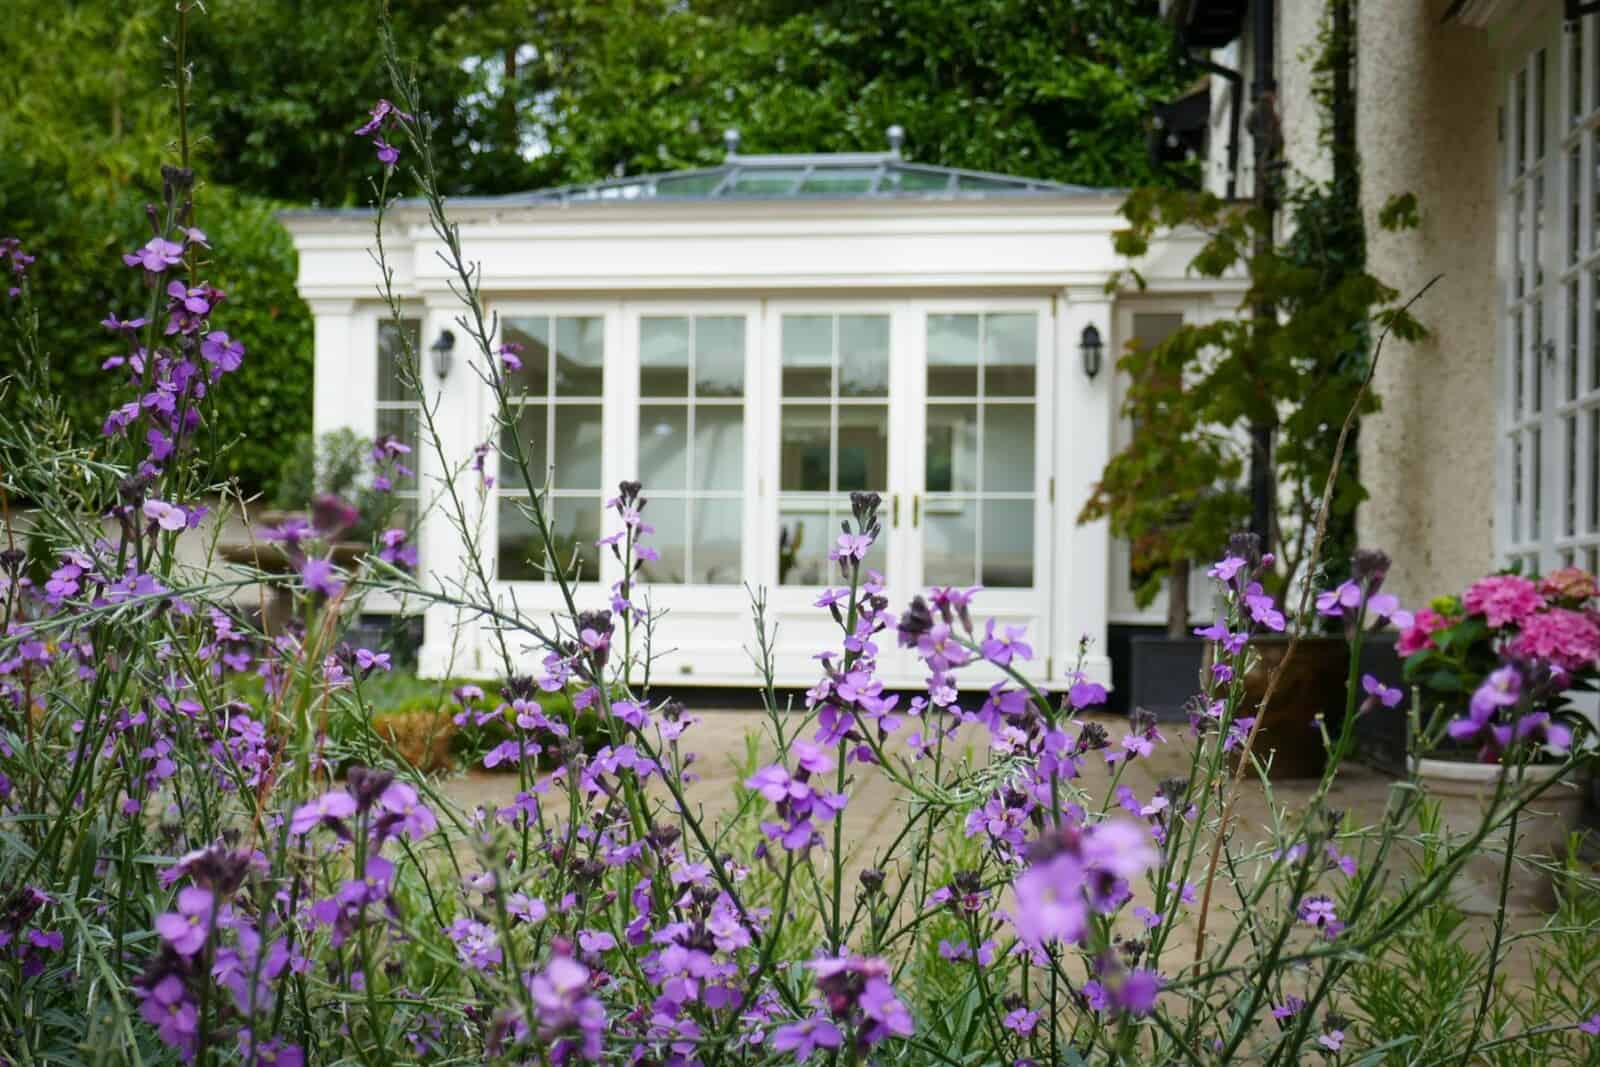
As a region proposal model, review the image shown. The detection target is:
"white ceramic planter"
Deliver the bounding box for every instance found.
[1409,756,1583,915]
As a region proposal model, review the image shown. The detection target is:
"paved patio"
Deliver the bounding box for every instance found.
[438,707,1579,982]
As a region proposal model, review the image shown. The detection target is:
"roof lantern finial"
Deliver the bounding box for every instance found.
[886,124,905,158]
[723,128,741,157]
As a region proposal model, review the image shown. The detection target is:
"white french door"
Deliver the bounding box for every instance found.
[482,296,1056,688]
[760,298,1054,687]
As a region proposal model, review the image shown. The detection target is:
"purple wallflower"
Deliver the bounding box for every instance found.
[200,331,245,372]
[144,499,188,532]
[1361,674,1403,709]
[298,557,344,598]
[771,1016,844,1061]
[154,886,215,956]
[138,973,199,1053]
[1012,820,1157,946]
[447,918,502,970]
[289,789,357,835]
[124,237,185,273]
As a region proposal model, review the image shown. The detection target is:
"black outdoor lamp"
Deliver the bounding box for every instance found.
[1079,323,1104,380]
[430,328,456,381]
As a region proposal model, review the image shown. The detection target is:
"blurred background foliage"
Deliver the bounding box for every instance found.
[0,0,1183,495]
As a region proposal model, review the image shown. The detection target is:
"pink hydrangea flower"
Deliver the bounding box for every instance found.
[1396,607,1452,655]
[1509,608,1600,671]
[1539,566,1599,602]
[1463,575,1546,628]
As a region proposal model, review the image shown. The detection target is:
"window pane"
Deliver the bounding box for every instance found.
[1566,414,1578,537]
[1569,280,1581,401]
[1513,434,1524,543]
[552,497,601,582]
[781,405,831,491]
[553,404,603,490]
[554,317,604,397]
[838,405,888,491]
[497,497,543,581]
[982,500,1034,588]
[377,319,421,404]
[778,504,830,586]
[500,403,548,488]
[1532,299,1544,412]
[640,317,690,397]
[694,407,743,491]
[503,317,550,395]
[782,315,833,397]
[1590,410,1599,531]
[926,404,978,493]
[695,316,746,397]
[984,313,1036,396]
[928,314,979,396]
[839,315,890,397]
[924,502,977,587]
[984,404,1035,492]
[638,405,688,490]
[638,497,687,584]
[692,498,742,583]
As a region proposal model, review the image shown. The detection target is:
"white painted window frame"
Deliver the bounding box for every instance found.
[1500,12,1600,576]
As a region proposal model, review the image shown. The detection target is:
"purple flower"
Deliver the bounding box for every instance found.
[354,98,413,136]
[1318,1029,1345,1051]
[374,138,400,167]
[1012,820,1157,946]
[1209,555,1247,582]
[447,918,502,970]
[138,973,199,1053]
[154,886,215,957]
[1068,679,1108,709]
[1578,1013,1600,1035]
[1316,580,1363,617]
[144,499,188,532]
[354,648,391,674]
[290,789,358,835]
[377,780,437,840]
[770,1016,844,1061]
[858,975,915,1041]
[200,331,245,372]
[528,952,606,1060]
[1361,674,1402,709]
[123,237,185,273]
[298,557,343,598]
[1003,1007,1041,1035]
[337,855,396,908]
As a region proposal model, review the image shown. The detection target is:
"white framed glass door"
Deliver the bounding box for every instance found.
[906,300,1054,685]
[759,298,1054,686]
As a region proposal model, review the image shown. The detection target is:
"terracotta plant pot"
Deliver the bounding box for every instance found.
[1410,756,1583,915]
[1208,636,1349,779]
[371,710,457,772]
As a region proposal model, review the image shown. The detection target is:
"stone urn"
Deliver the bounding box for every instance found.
[1207,635,1349,779]
[1410,756,1584,915]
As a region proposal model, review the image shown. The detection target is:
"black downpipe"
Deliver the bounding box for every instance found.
[1248,0,1278,553]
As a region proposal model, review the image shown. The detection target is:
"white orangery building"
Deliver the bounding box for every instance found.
[281,137,1238,692]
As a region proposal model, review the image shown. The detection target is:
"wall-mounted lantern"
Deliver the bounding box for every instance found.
[1079,323,1104,380]
[430,329,456,381]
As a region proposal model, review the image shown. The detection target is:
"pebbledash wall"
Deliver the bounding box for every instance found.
[1185,0,1596,610]
[280,152,1243,690]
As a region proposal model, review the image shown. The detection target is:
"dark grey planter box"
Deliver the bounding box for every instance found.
[1127,635,1207,722]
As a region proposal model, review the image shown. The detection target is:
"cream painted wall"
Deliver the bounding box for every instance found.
[1356,0,1500,608]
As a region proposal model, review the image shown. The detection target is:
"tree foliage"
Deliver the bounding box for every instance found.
[1,0,1185,494]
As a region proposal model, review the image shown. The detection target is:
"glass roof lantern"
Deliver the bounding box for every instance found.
[487,125,1101,206]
